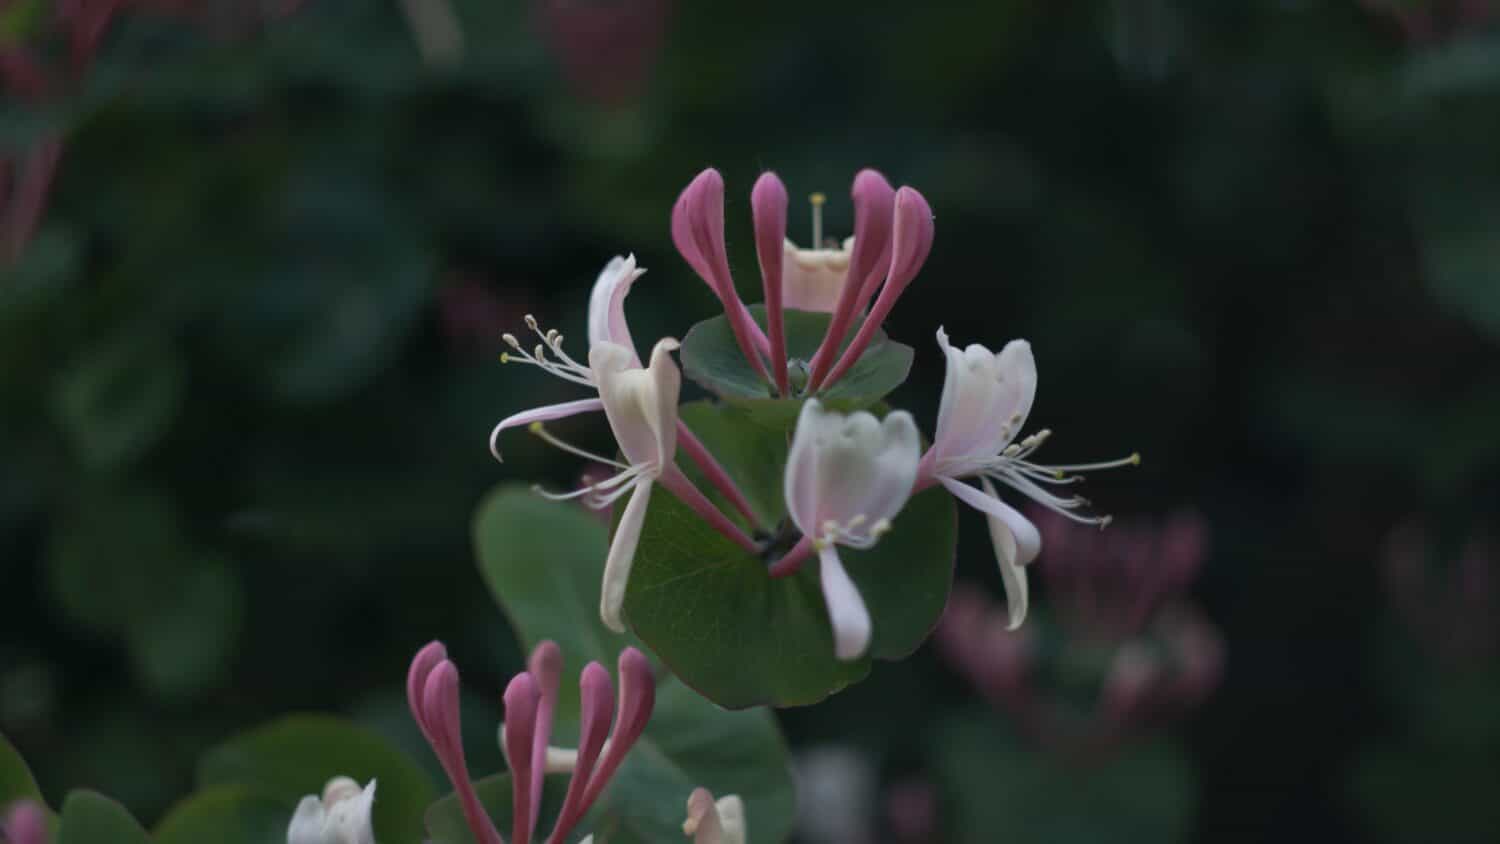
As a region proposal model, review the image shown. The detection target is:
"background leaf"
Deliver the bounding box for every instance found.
[56,790,151,844]
[197,714,436,843]
[472,485,796,843]
[152,786,289,844]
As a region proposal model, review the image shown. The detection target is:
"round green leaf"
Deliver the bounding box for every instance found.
[623,401,956,709]
[57,790,150,844]
[680,305,914,413]
[472,485,797,843]
[197,714,436,843]
[0,731,43,805]
[153,785,288,844]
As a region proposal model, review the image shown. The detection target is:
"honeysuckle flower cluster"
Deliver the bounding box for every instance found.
[407,639,742,844]
[287,777,378,844]
[935,510,1221,757]
[490,166,1137,661]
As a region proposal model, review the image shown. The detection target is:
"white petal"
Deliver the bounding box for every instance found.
[781,238,852,312]
[287,796,330,844]
[939,477,1040,629]
[819,545,872,660]
[785,401,919,545]
[714,795,747,844]
[324,780,377,844]
[591,339,681,470]
[600,480,653,633]
[931,331,1037,468]
[587,254,645,360]
[489,398,606,461]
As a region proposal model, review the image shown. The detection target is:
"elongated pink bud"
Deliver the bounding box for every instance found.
[406,640,449,744]
[579,648,656,810]
[422,660,504,844]
[820,186,933,389]
[526,640,561,840]
[546,662,616,844]
[752,171,791,394]
[807,170,896,390]
[504,673,542,844]
[671,168,770,380]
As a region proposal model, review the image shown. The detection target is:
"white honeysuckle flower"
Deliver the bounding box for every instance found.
[682,788,747,844]
[582,337,682,633]
[785,399,921,660]
[781,236,854,313]
[925,327,1138,630]
[286,777,376,844]
[489,255,646,459]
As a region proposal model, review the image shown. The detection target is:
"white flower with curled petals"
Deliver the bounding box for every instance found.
[587,338,681,633]
[489,255,646,457]
[786,400,921,660]
[287,777,377,844]
[682,788,747,844]
[924,327,1138,630]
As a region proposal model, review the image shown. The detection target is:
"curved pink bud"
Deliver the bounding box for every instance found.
[821,187,934,389]
[407,640,449,743]
[752,171,791,394]
[580,648,656,811]
[504,673,542,844]
[527,641,562,835]
[420,660,503,844]
[547,662,616,844]
[807,169,896,390]
[670,168,769,379]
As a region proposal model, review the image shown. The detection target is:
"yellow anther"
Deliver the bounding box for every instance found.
[1129,452,1142,466]
[528,421,544,433]
[524,314,539,330]
[500,352,510,363]
[809,192,827,207]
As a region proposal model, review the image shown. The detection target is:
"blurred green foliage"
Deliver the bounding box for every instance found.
[1,1,1497,842]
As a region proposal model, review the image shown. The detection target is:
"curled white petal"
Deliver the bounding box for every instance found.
[591,338,681,471]
[940,476,1040,630]
[781,237,853,312]
[932,329,1035,471]
[819,545,872,661]
[587,254,646,360]
[600,480,654,633]
[489,398,606,461]
[287,778,376,844]
[287,796,328,844]
[785,400,920,547]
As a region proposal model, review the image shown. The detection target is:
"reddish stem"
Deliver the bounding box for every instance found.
[676,419,762,529]
[659,464,759,553]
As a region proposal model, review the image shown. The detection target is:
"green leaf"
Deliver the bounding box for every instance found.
[474,486,650,719]
[0,731,43,805]
[425,773,571,844]
[624,401,956,709]
[680,305,914,417]
[153,785,288,844]
[50,337,185,471]
[127,558,244,701]
[934,714,1193,844]
[472,485,797,843]
[56,790,151,844]
[197,714,437,843]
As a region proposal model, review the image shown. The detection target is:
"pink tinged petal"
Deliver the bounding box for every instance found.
[600,480,653,633]
[407,640,449,743]
[752,172,791,394]
[579,648,656,812]
[670,168,769,379]
[783,400,827,538]
[4,801,47,844]
[940,477,1040,630]
[591,339,680,471]
[586,255,646,362]
[683,787,725,843]
[819,544,872,660]
[647,338,683,462]
[504,673,542,844]
[490,398,606,462]
[527,641,563,838]
[820,187,934,390]
[807,169,896,390]
[421,661,504,844]
[546,662,615,844]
